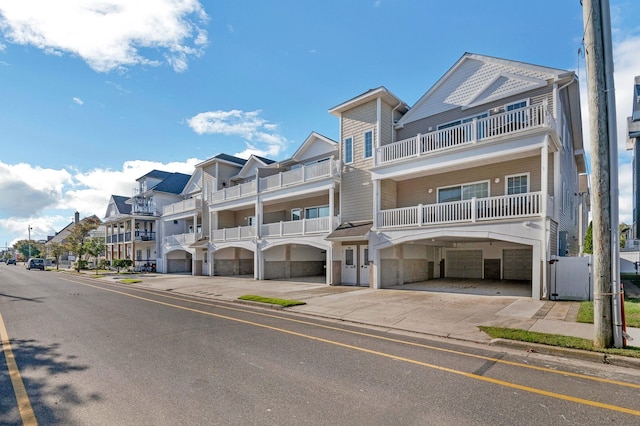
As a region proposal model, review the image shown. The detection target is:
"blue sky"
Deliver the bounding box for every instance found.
[1,0,639,249]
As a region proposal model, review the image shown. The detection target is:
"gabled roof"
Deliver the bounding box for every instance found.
[181,168,203,196]
[290,132,338,162]
[148,172,191,194]
[233,155,274,180]
[46,215,102,245]
[103,195,131,219]
[397,52,575,127]
[195,153,248,169]
[329,86,408,117]
[137,169,172,182]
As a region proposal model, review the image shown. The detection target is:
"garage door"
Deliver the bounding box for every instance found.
[446,250,482,279]
[503,249,532,281]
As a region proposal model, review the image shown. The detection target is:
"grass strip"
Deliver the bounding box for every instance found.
[119,279,142,284]
[238,294,306,307]
[577,299,640,328]
[479,326,640,358]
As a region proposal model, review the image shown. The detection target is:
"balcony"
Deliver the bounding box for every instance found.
[134,231,156,242]
[378,192,543,228]
[210,159,339,203]
[261,216,338,237]
[163,198,202,216]
[164,232,202,246]
[211,225,256,242]
[377,103,555,165]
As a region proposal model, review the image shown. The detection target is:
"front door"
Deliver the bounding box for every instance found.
[342,245,357,285]
[359,246,370,286]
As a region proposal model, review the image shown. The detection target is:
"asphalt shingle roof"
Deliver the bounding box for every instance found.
[149,172,191,194]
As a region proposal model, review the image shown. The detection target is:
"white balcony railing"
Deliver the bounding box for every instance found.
[209,159,339,204]
[164,232,202,246]
[377,103,553,164]
[378,192,542,228]
[211,180,257,203]
[162,198,202,215]
[260,216,338,237]
[211,225,256,242]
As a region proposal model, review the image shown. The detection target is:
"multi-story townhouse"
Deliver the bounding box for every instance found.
[329,53,588,300]
[202,133,340,284]
[104,170,190,271]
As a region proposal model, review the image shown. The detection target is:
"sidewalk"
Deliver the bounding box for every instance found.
[102,273,640,365]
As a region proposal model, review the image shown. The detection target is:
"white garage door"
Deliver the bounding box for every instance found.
[503,249,532,281]
[446,250,482,279]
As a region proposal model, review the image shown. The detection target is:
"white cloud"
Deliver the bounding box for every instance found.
[0,0,209,73]
[73,96,84,105]
[0,158,201,245]
[187,109,288,158]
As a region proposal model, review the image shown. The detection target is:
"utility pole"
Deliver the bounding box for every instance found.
[28,225,32,260]
[582,0,623,348]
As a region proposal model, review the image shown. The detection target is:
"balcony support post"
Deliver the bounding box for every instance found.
[472,118,477,143]
[417,204,423,226]
[415,133,421,157]
[471,198,477,222]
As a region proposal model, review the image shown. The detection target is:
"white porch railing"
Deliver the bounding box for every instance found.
[259,159,338,192]
[164,232,202,246]
[162,198,202,215]
[261,216,338,237]
[378,192,543,228]
[377,103,552,164]
[211,180,257,203]
[211,225,256,242]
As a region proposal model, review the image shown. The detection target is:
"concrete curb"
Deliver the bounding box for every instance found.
[489,338,640,368]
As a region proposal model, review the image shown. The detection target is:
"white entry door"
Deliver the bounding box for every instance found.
[359,246,370,286]
[342,245,357,285]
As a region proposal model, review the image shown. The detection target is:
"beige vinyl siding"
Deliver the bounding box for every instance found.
[381,180,397,210]
[341,101,377,222]
[217,163,242,189]
[394,156,542,208]
[396,85,554,143]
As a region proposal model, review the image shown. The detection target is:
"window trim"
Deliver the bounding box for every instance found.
[437,179,490,203]
[344,137,353,164]
[363,129,374,159]
[505,173,530,195]
[437,111,489,131]
[291,209,301,221]
[505,98,529,111]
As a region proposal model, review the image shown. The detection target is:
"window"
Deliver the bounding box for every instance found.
[146,248,151,260]
[305,205,330,219]
[248,216,256,226]
[438,181,489,203]
[505,99,529,127]
[344,137,353,164]
[345,248,354,266]
[437,112,488,142]
[363,248,369,264]
[364,130,373,158]
[506,174,529,195]
[136,250,142,261]
[291,209,301,221]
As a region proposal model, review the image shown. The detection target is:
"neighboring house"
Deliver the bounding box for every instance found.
[627,75,640,242]
[203,133,340,283]
[45,211,104,266]
[103,170,190,271]
[328,53,588,299]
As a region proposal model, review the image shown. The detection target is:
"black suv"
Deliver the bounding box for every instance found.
[27,258,45,270]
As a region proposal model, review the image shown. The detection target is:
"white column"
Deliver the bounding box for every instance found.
[329,184,335,227]
[373,179,380,229]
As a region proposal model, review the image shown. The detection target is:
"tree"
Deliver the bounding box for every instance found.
[583,221,593,254]
[65,216,101,272]
[84,237,106,274]
[619,222,629,249]
[112,258,132,273]
[46,242,67,270]
[13,240,42,260]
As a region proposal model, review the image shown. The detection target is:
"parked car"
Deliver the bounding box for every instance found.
[27,258,45,270]
[6,259,16,265]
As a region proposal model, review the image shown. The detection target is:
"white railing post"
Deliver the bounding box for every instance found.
[471,197,477,222]
[279,221,283,237]
[417,204,423,226]
[302,218,306,235]
[278,173,283,188]
[302,164,306,182]
[415,133,421,157]
[472,118,477,143]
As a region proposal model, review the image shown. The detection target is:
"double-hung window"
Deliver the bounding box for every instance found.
[344,137,353,164]
[506,174,529,195]
[364,130,373,158]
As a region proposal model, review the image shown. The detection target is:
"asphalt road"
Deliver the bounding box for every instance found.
[2,265,640,425]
